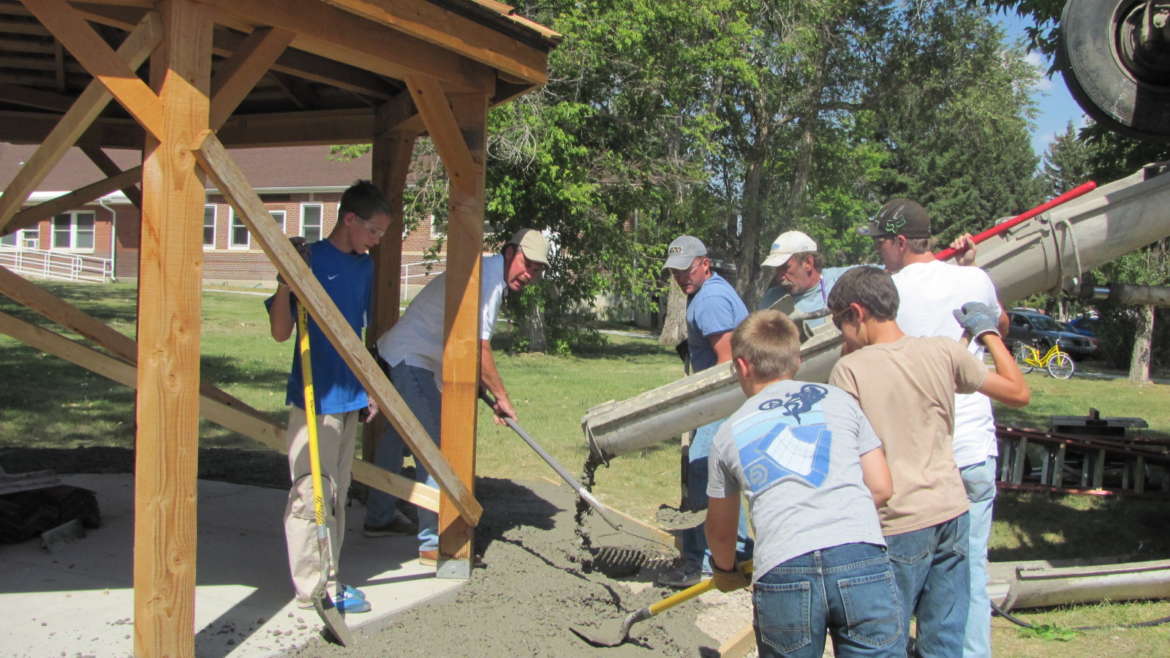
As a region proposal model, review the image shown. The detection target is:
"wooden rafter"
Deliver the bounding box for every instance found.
[22,0,165,140]
[0,264,441,510]
[192,130,483,526]
[193,0,494,93]
[0,11,160,231]
[406,75,479,196]
[209,25,294,128]
[80,144,142,209]
[0,82,74,111]
[322,0,550,85]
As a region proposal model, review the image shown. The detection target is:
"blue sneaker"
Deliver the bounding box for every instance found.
[334,585,370,613]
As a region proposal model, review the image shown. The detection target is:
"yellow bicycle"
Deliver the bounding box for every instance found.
[1013,340,1075,380]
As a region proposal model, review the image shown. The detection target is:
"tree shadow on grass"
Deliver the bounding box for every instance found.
[991,491,1170,563]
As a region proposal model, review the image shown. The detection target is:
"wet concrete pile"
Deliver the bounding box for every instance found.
[292,476,738,657]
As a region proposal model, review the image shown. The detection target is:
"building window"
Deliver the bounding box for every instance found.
[19,229,37,249]
[301,203,322,242]
[203,205,216,248]
[229,208,249,249]
[52,212,95,251]
[271,209,287,234]
[0,232,15,248]
[429,214,445,239]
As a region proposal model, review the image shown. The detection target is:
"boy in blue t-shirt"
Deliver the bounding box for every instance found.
[266,180,391,614]
[706,310,905,657]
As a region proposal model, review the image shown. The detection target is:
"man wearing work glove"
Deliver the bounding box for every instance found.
[706,309,902,656]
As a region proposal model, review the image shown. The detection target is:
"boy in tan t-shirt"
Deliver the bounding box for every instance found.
[826,266,1028,658]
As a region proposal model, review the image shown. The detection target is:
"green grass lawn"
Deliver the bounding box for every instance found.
[3,281,1170,654]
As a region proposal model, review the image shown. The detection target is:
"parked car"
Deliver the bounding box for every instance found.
[1006,309,1099,359]
[1065,314,1100,337]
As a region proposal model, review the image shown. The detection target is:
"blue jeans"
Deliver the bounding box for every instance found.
[682,420,752,571]
[960,458,997,658]
[753,542,905,658]
[366,363,442,551]
[885,513,970,658]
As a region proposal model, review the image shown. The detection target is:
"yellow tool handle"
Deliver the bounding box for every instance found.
[647,560,753,616]
[297,304,328,529]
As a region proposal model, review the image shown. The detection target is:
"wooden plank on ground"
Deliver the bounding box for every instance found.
[406,76,479,197]
[718,623,755,658]
[0,309,440,511]
[22,0,164,140]
[132,1,209,653]
[210,25,294,128]
[192,130,482,525]
[0,12,160,231]
[437,91,487,566]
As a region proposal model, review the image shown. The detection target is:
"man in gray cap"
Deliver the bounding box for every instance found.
[367,229,550,567]
[758,230,857,334]
[859,199,1007,657]
[660,235,751,587]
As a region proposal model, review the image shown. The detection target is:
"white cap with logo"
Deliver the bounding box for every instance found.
[761,231,817,268]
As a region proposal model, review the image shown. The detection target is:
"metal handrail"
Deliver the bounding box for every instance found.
[0,246,113,283]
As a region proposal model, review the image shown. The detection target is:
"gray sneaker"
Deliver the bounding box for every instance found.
[363,511,418,537]
[656,562,702,589]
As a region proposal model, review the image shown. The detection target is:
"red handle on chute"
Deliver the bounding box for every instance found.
[934,181,1098,261]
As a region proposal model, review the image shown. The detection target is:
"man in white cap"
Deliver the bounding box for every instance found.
[659,235,752,588]
[758,231,856,332]
[367,229,549,567]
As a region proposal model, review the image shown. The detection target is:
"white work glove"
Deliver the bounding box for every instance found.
[953,302,1000,342]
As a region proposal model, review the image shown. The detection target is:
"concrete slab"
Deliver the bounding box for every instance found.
[0,474,463,657]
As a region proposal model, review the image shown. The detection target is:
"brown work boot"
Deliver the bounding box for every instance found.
[419,549,439,567]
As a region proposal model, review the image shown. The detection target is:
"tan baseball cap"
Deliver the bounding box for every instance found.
[509,228,550,265]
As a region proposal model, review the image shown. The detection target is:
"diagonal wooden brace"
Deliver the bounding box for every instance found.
[192,130,482,526]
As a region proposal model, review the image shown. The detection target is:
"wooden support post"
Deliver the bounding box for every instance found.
[1135,456,1146,494]
[1093,448,1106,489]
[436,91,488,576]
[1011,437,1028,485]
[133,1,210,654]
[363,125,414,460]
[1052,443,1066,489]
[0,12,160,231]
[192,131,481,525]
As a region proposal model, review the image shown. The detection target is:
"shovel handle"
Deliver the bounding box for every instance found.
[648,560,754,616]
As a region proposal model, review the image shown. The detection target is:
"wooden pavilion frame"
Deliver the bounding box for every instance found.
[0,0,558,653]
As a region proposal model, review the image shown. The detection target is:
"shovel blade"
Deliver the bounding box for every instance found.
[313,594,353,646]
[569,624,626,648]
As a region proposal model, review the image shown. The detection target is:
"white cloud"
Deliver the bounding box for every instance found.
[1026,51,1053,92]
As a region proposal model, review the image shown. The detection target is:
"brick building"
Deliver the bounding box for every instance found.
[0,142,446,285]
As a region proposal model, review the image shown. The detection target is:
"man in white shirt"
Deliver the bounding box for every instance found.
[366,229,549,567]
[859,199,1008,658]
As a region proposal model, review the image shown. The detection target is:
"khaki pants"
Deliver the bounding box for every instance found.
[283,406,358,602]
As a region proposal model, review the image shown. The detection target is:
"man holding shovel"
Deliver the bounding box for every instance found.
[267,180,392,614]
[367,229,549,566]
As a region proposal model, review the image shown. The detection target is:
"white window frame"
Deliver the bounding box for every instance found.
[19,228,38,249]
[51,211,96,252]
[270,209,287,234]
[228,207,250,250]
[300,203,323,242]
[203,204,217,250]
[429,213,445,239]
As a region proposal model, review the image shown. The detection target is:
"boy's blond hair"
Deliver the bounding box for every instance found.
[731,310,801,380]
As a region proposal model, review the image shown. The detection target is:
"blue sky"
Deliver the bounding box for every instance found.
[993,11,1087,158]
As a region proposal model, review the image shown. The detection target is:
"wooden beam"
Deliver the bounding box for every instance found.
[0,12,159,231]
[718,624,756,658]
[321,0,550,85]
[213,28,397,101]
[6,166,141,232]
[133,0,210,653]
[22,0,165,139]
[406,75,480,197]
[0,82,75,112]
[192,130,483,526]
[0,306,440,511]
[192,0,494,93]
[363,125,414,460]
[437,91,488,568]
[209,25,294,128]
[215,107,375,146]
[81,144,143,209]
